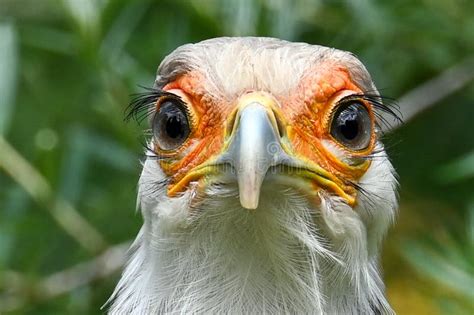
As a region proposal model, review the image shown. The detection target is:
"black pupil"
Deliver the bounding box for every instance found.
[338,109,359,140]
[165,114,185,139]
[331,101,371,150]
[154,100,190,150]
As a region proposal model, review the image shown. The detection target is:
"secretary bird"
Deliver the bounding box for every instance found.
[108,37,400,314]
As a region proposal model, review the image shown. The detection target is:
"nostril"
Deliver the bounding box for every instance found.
[271,108,286,139]
[225,108,239,140]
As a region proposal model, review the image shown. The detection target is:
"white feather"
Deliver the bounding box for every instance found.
[108,156,397,314]
[108,37,398,314]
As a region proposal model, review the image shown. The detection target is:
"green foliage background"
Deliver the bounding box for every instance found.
[0,0,473,314]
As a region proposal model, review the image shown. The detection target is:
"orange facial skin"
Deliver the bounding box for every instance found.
[154,63,376,205]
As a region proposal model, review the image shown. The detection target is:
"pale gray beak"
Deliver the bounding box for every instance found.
[219,102,288,209]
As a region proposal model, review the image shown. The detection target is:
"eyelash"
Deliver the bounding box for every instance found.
[126,88,402,162]
[126,87,195,161]
[335,93,402,134]
[351,93,402,132]
[336,93,402,161]
[125,86,189,124]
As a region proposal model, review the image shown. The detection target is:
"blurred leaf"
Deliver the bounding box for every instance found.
[0,21,18,135]
[266,0,301,39]
[0,187,29,267]
[21,25,76,55]
[469,200,474,246]
[0,232,13,267]
[191,0,259,36]
[402,241,474,299]
[401,200,474,310]
[100,0,151,62]
[59,126,136,204]
[436,150,474,184]
[62,0,101,41]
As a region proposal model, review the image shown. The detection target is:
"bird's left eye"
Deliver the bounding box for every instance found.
[153,100,191,151]
[330,101,371,151]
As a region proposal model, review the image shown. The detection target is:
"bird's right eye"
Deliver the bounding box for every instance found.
[153,99,191,151]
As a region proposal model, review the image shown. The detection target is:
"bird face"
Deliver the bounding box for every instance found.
[154,73,372,209]
[131,38,396,215]
[112,37,400,314]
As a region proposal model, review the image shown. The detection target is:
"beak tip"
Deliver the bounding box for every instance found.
[230,102,280,211]
[239,194,259,210]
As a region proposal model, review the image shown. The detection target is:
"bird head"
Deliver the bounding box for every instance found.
[112,37,400,314]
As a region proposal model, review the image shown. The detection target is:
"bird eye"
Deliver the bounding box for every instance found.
[153,99,191,151]
[330,101,371,151]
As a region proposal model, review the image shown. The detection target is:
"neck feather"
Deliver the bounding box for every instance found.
[108,190,393,314]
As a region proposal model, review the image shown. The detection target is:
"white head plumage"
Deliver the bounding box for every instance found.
[108,37,399,314]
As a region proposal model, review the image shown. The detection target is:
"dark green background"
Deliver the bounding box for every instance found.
[0,0,473,314]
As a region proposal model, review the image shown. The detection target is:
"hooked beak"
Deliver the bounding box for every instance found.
[221,101,285,209]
